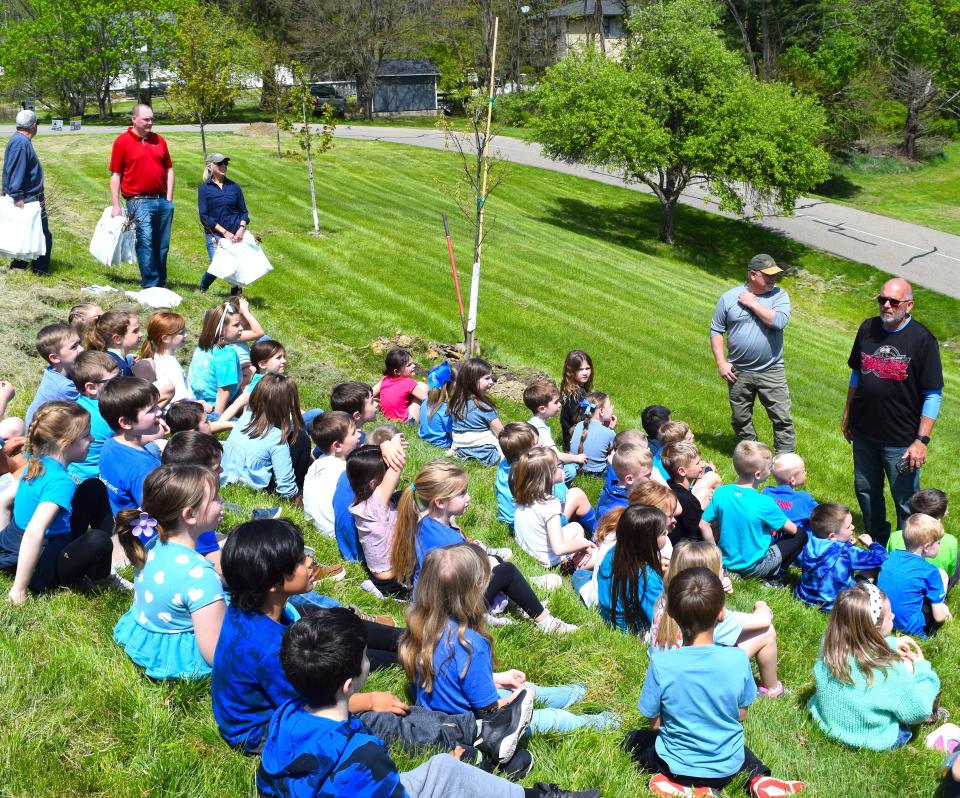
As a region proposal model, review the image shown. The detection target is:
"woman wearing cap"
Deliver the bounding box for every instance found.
[198,153,249,293]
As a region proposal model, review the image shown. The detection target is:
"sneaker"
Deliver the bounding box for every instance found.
[497,748,533,780]
[648,774,716,797]
[536,613,578,635]
[312,563,346,582]
[488,546,513,561]
[485,612,516,627]
[584,711,621,730]
[89,572,134,594]
[757,681,785,699]
[925,722,960,752]
[360,579,385,600]
[251,506,282,520]
[531,782,601,798]
[474,687,534,763]
[532,573,563,591]
[749,775,805,798]
[489,593,509,614]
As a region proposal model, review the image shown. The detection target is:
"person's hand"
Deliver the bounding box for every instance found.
[2,436,26,457]
[235,227,247,240]
[609,413,618,429]
[494,669,527,690]
[8,586,27,605]
[367,692,409,715]
[856,533,873,547]
[380,438,406,471]
[14,199,25,209]
[738,290,758,311]
[754,600,773,622]
[841,410,852,443]
[574,453,588,465]
[720,574,734,594]
[718,361,737,383]
[223,231,237,243]
[894,636,924,664]
[111,205,123,218]
[236,295,250,314]
[0,379,14,403]
[903,439,928,471]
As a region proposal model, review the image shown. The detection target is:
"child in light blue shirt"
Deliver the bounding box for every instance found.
[568,391,617,476]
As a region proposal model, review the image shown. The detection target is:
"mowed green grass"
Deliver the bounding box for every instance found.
[814,141,960,236]
[0,130,958,797]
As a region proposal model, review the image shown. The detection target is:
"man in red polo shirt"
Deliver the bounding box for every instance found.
[109,104,175,288]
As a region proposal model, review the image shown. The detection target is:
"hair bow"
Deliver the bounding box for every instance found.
[578,399,597,415]
[427,361,453,391]
[862,582,884,624]
[409,483,416,492]
[215,302,237,340]
[133,512,158,540]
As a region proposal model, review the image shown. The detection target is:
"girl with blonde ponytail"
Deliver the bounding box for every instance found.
[391,459,578,635]
[113,464,227,679]
[0,402,115,604]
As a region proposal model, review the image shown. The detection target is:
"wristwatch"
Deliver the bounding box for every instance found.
[915,434,931,445]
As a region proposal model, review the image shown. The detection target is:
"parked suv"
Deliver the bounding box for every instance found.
[309,84,346,116]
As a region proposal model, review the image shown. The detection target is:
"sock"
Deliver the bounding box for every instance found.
[578,507,597,536]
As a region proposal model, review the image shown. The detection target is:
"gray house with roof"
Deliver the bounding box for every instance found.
[372,58,441,115]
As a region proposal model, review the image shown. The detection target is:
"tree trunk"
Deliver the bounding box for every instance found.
[903,105,919,160]
[199,112,207,159]
[658,200,676,244]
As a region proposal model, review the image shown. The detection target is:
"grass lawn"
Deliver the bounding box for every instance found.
[1,130,959,797]
[813,141,960,236]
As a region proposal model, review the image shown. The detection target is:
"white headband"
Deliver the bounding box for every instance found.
[862,582,884,624]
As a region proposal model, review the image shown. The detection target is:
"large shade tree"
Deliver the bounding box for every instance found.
[531,0,829,244]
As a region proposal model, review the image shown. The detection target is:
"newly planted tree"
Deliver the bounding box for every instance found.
[532,0,829,244]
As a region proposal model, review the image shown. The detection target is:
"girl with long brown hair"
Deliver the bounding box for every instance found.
[558,349,593,452]
[133,310,197,406]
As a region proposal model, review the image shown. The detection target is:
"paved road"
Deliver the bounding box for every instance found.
[5,121,959,297]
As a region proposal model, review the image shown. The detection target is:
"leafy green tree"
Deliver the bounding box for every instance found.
[532,0,828,244]
[166,0,259,157]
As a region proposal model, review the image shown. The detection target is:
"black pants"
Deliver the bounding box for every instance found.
[296,603,403,670]
[70,478,114,540]
[365,569,412,601]
[289,429,312,494]
[774,529,808,570]
[486,561,545,619]
[625,729,769,791]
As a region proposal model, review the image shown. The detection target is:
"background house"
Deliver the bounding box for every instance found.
[372,58,440,116]
[542,0,628,61]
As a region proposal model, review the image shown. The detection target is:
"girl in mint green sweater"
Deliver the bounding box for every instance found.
[808,583,941,750]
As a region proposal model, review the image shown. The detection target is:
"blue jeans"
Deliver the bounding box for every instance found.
[853,435,920,540]
[497,683,594,733]
[571,568,592,596]
[127,196,173,288]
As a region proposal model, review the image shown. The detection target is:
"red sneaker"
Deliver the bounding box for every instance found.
[648,774,716,797]
[749,775,806,798]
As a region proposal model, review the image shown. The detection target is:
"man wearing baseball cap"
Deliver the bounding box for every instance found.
[2,109,51,274]
[710,253,795,453]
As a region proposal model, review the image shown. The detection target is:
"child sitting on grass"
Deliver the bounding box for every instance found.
[373,347,428,424]
[419,360,454,449]
[511,447,597,572]
[661,441,707,545]
[596,444,653,521]
[133,310,195,406]
[627,567,805,798]
[67,351,119,484]
[796,502,887,611]
[762,453,818,534]
[257,607,598,798]
[213,519,528,764]
[559,349,593,453]
[699,440,805,580]
[653,421,721,501]
[187,301,245,418]
[569,391,617,476]
[651,540,782,698]
[878,513,952,638]
[24,323,83,425]
[523,380,586,482]
[391,459,576,635]
[401,544,619,734]
[449,358,504,466]
[640,405,671,458]
[82,308,140,378]
[887,489,958,590]
[808,582,940,750]
[113,464,226,679]
[495,422,566,529]
[303,411,361,537]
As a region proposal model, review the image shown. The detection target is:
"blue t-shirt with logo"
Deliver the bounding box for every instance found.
[762,484,818,533]
[99,437,162,522]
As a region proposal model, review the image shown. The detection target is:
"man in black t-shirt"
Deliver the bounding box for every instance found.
[842,278,943,541]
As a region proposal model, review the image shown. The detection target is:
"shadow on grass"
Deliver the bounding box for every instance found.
[538,196,812,282]
[813,173,863,200]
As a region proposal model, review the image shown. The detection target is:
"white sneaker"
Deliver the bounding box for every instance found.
[536,614,577,634]
[485,612,516,627]
[93,572,134,593]
[531,574,563,591]
[488,546,513,561]
[360,579,385,600]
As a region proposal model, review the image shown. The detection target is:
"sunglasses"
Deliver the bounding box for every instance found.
[876,295,911,308]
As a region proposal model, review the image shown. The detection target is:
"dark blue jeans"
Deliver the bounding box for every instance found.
[127,196,173,288]
[852,435,920,541]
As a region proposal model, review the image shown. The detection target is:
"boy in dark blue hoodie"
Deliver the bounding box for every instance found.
[795,503,887,610]
[257,609,600,798]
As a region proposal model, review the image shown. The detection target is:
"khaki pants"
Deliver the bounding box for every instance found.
[727,364,795,453]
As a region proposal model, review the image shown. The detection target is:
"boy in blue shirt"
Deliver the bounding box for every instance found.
[67,352,119,483]
[25,323,83,426]
[213,519,529,770]
[699,441,805,579]
[878,513,952,638]
[98,377,163,522]
[762,453,818,534]
[795,503,887,611]
[495,423,568,528]
[257,608,596,798]
[627,567,805,798]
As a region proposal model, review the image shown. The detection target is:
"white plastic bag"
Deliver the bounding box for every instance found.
[0,195,46,260]
[207,232,273,287]
[124,287,182,308]
[89,207,137,267]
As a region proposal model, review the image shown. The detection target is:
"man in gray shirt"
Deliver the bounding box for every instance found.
[710,254,794,453]
[2,109,50,274]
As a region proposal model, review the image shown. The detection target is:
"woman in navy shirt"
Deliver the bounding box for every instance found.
[198,152,249,293]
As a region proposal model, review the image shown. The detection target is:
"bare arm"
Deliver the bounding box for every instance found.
[9,502,60,604]
[489,416,504,436]
[699,518,716,544]
[110,173,123,216]
[411,382,428,401]
[192,599,226,665]
[234,296,264,343]
[165,167,175,202]
[711,334,736,383]
[546,515,593,556]
[777,519,798,536]
[374,452,406,506]
[841,385,856,442]
[214,386,235,417]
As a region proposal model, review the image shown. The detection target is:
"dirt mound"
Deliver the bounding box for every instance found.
[238,122,277,137]
[369,334,550,404]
